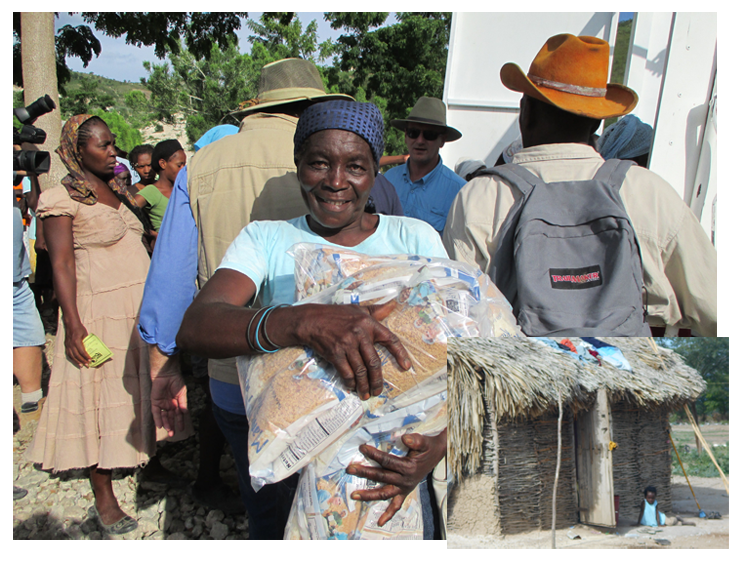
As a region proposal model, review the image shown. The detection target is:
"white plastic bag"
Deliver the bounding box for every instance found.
[284,391,447,540]
[237,244,523,490]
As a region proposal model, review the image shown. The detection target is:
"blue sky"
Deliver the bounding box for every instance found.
[56,12,636,83]
[55,12,395,83]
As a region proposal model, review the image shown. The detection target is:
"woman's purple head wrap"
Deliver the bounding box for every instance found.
[294,100,385,165]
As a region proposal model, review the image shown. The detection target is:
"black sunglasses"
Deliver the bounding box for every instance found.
[406,128,441,141]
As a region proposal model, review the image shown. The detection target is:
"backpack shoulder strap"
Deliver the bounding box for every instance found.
[473,162,547,198]
[592,158,637,191]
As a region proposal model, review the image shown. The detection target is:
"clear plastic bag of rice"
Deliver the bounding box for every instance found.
[284,391,447,540]
[237,244,523,489]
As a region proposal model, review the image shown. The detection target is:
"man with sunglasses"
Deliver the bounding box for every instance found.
[385,97,466,234]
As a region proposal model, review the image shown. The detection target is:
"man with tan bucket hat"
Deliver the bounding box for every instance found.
[443,33,716,336]
[138,58,353,538]
[385,96,466,234]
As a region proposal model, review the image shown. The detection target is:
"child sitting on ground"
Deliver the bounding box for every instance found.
[636,486,693,526]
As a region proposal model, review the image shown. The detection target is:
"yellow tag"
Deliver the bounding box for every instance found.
[609,441,618,451]
[82,334,113,368]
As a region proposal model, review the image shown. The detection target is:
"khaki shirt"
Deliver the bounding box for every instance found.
[187,112,308,384]
[187,112,308,289]
[442,143,717,336]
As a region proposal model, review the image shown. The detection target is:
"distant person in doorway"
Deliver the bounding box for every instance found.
[636,486,693,526]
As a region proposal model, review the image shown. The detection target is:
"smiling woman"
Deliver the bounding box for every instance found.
[297,129,376,241]
[172,100,448,538]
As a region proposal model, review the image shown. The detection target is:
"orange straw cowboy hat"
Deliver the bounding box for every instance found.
[230,58,352,117]
[500,33,638,119]
[390,97,462,142]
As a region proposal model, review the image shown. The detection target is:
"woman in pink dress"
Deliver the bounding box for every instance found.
[27,115,164,535]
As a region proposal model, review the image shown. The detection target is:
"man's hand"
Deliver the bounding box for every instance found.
[149,345,187,437]
[346,429,447,526]
[151,373,187,438]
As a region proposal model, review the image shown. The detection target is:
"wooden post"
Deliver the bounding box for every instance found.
[551,385,562,549]
[576,388,616,527]
[690,401,703,455]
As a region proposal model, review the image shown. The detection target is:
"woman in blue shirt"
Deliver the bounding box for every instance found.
[174,100,447,537]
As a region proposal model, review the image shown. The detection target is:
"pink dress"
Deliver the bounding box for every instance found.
[27,185,161,470]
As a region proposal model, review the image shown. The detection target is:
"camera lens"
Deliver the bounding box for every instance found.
[13,150,51,174]
[14,94,56,125]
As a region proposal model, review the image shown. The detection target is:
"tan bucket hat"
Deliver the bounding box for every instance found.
[500,34,638,119]
[390,97,462,142]
[230,58,352,117]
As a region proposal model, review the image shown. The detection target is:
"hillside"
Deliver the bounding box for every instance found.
[14,71,192,156]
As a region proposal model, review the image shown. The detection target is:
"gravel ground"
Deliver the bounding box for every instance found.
[12,333,251,540]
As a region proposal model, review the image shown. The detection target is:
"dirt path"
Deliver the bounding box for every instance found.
[447,475,729,549]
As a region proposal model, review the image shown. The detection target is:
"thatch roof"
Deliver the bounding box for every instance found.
[447,337,705,480]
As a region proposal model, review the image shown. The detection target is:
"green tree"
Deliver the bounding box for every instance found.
[143,13,329,146]
[124,90,148,112]
[60,74,115,116]
[143,38,276,144]
[13,13,102,94]
[90,108,142,153]
[606,18,634,127]
[662,338,729,420]
[323,12,453,156]
[14,12,248,93]
[246,12,319,60]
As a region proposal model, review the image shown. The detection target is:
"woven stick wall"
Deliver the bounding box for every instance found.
[495,412,578,534]
[496,421,540,534]
[611,401,672,519]
[533,413,578,530]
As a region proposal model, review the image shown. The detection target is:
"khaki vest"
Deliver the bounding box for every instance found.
[187,112,307,384]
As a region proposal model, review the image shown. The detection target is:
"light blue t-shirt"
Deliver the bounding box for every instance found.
[212,213,448,413]
[640,499,666,526]
[218,214,448,306]
[384,156,466,234]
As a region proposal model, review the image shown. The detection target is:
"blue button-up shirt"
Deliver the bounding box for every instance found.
[384,156,466,234]
[137,166,198,355]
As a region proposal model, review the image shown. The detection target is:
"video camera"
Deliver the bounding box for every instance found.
[13,94,56,183]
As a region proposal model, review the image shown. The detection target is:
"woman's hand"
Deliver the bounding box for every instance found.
[346,429,447,526]
[177,270,411,400]
[64,319,91,368]
[283,300,411,401]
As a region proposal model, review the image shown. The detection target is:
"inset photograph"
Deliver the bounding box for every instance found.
[446,337,728,549]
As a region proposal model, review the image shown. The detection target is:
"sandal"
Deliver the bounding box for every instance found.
[88,505,138,535]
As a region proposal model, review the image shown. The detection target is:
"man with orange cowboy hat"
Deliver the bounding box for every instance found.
[443,33,716,336]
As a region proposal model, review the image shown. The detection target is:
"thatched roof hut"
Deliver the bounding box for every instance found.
[447,337,705,536]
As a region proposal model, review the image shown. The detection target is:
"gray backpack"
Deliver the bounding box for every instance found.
[478,159,650,336]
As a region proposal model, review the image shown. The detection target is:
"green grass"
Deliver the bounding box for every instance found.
[671,440,729,478]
